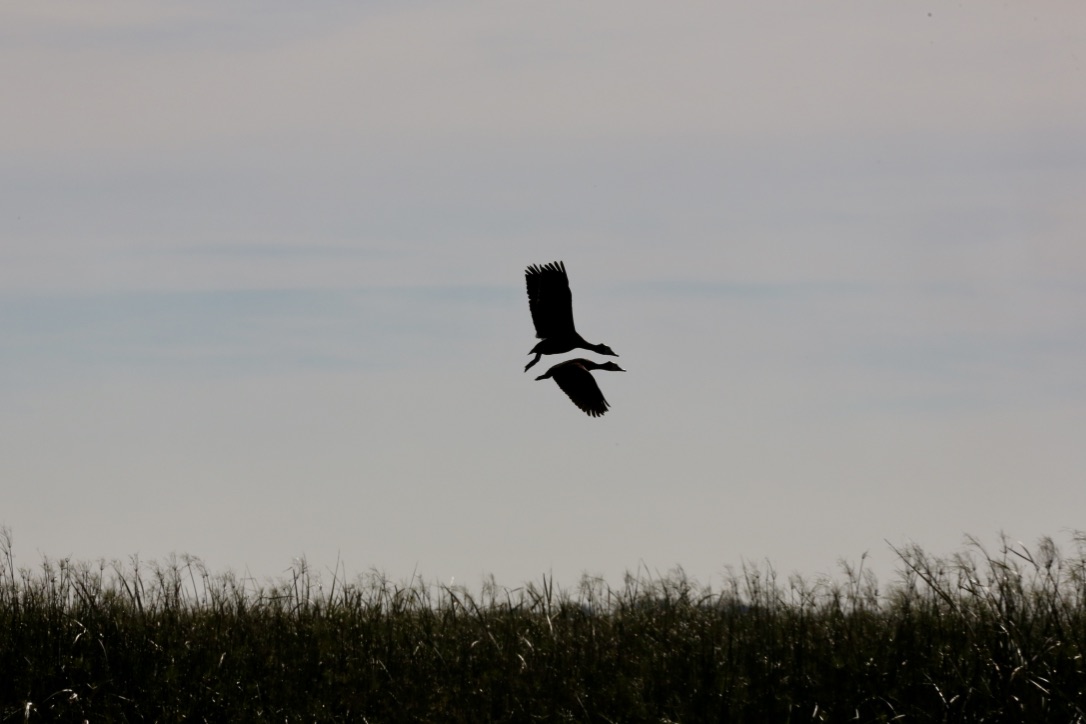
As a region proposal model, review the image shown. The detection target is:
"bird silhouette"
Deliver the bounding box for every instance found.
[535,358,625,417]
[524,261,617,372]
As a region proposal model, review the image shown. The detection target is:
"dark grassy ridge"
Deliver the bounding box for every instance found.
[3,530,1086,722]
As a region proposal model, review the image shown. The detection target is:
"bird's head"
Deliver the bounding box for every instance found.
[592,343,618,357]
[597,361,625,372]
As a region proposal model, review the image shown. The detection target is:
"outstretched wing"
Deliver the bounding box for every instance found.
[552,362,610,417]
[525,261,576,339]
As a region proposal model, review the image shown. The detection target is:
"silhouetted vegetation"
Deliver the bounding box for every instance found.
[3,528,1085,722]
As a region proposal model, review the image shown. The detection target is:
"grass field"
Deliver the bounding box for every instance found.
[3,528,1085,722]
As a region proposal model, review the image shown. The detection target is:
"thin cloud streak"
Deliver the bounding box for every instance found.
[4,132,1083,293]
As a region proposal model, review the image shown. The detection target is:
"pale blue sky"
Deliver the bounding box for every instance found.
[3,1,1085,588]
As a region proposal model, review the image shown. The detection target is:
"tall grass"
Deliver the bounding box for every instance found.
[3,528,1085,722]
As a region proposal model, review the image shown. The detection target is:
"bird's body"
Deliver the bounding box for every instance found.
[524,261,617,372]
[535,358,625,417]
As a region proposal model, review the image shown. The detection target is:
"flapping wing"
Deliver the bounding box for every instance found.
[525,261,575,339]
[552,362,610,417]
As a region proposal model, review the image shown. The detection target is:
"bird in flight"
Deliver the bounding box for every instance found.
[523,261,618,372]
[535,358,625,417]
